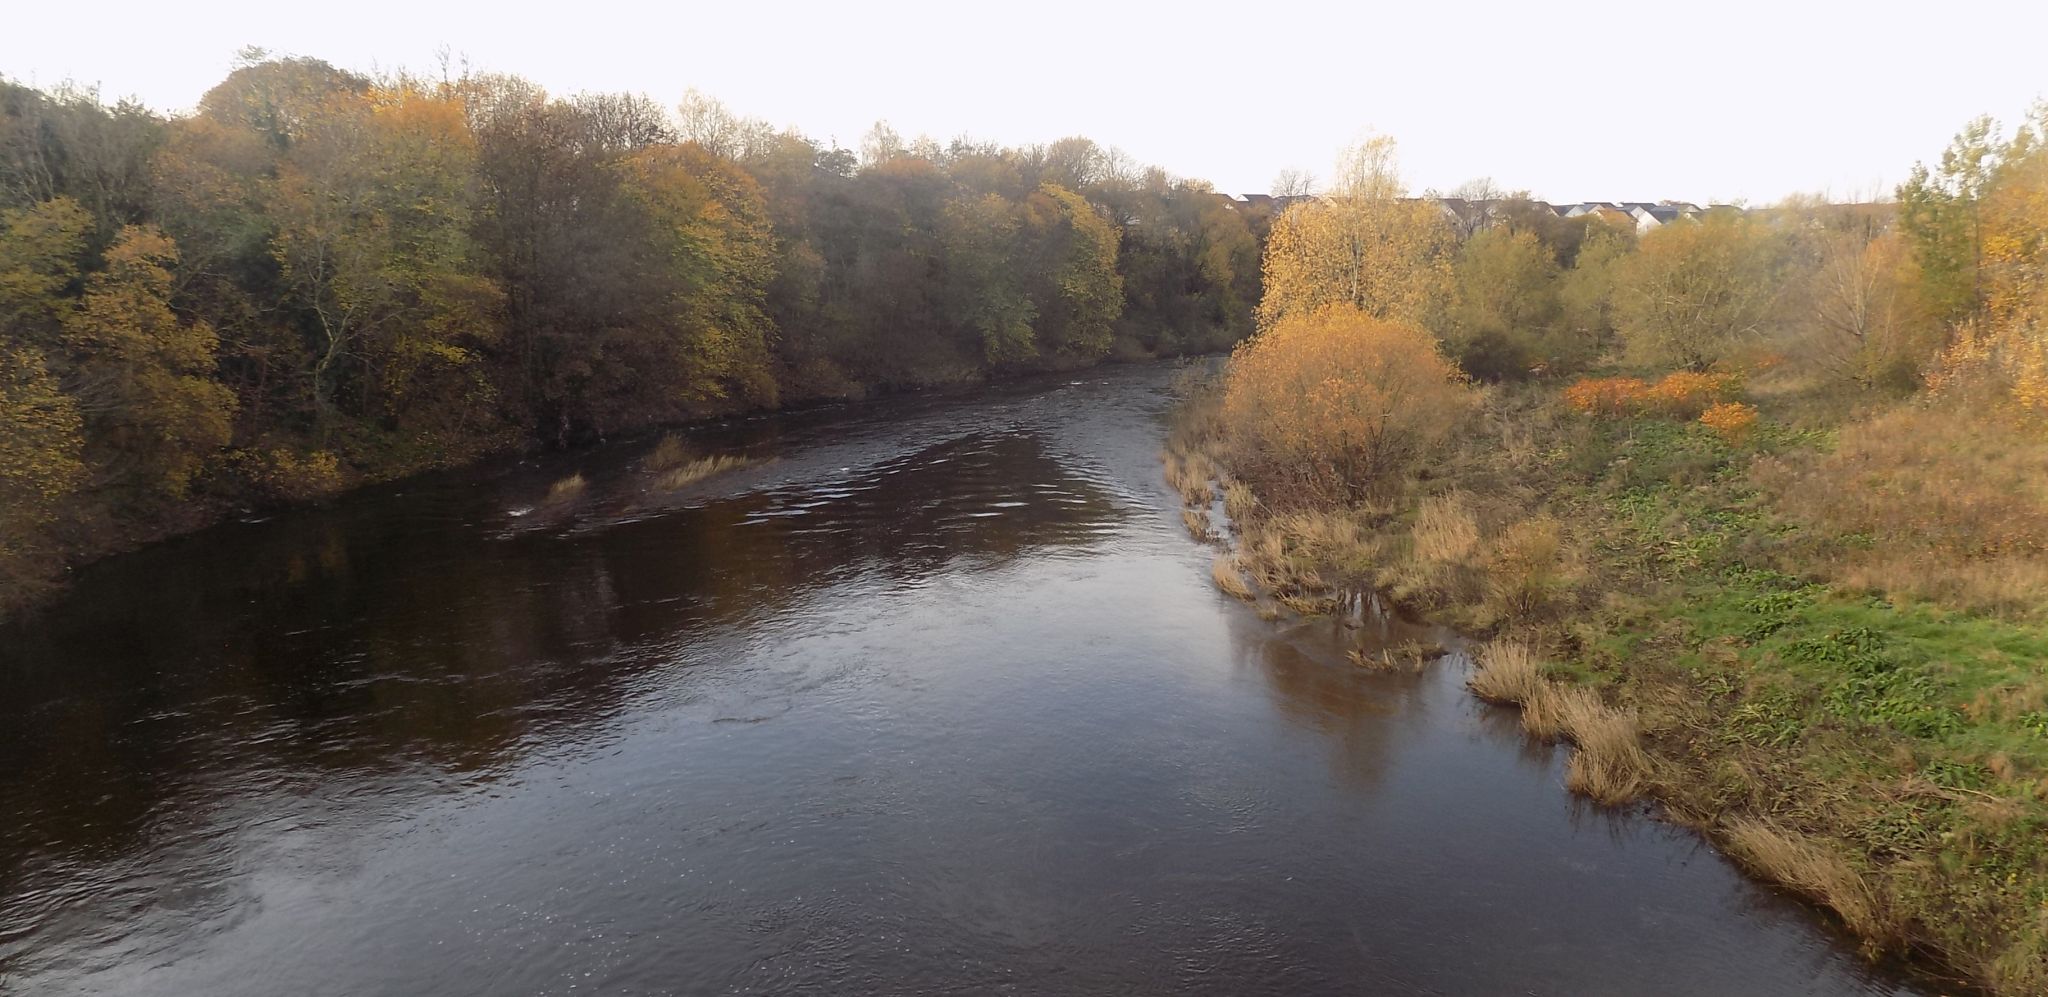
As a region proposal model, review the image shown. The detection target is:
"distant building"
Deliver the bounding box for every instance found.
[1221,195,1740,233]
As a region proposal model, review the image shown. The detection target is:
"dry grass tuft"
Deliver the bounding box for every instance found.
[642,433,691,474]
[1162,448,1214,506]
[1181,508,1210,540]
[1412,492,1481,566]
[1519,683,1567,740]
[1468,640,1544,704]
[1724,819,1888,943]
[654,454,758,492]
[543,473,588,506]
[1222,480,1259,523]
[1210,555,1254,600]
[1555,686,1650,805]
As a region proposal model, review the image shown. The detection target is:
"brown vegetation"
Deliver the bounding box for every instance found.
[1220,304,1470,505]
[543,473,588,506]
[653,454,759,492]
[1210,555,1254,600]
[1167,105,2048,993]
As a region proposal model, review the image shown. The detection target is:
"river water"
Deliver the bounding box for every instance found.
[0,363,1935,996]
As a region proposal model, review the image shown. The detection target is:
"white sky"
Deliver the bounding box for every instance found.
[4,0,2044,205]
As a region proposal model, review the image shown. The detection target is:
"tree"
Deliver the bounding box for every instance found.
[1443,226,1562,379]
[1020,182,1121,362]
[616,141,781,408]
[267,81,503,442]
[1898,116,1999,324]
[1613,213,1780,370]
[1791,225,1934,389]
[0,196,90,345]
[58,226,235,497]
[1554,223,1630,360]
[1271,169,1316,199]
[0,347,84,603]
[1222,304,1469,503]
[1258,135,1453,329]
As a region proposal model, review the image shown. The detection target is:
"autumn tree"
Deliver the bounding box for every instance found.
[268,81,504,448]
[1223,304,1470,503]
[613,142,781,411]
[0,347,84,606]
[1899,116,1999,324]
[1784,219,1935,389]
[0,196,91,345]
[61,226,236,497]
[1019,182,1122,362]
[1613,213,1781,370]
[1258,135,1453,329]
[1554,222,1631,354]
[1442,226,1563,379]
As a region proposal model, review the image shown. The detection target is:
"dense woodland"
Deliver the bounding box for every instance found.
[0,56,1268,610]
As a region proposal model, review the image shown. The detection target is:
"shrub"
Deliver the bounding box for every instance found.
[1562,376,1648,416]
[1486,516,1571,615]
[240,448,345,503]
[1639,371,1738,417]
[1221,304,1470,503]
[1563,371,1739,420]
[1698,401,1759,444]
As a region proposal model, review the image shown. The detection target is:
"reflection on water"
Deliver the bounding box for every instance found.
[0,365,1936,996]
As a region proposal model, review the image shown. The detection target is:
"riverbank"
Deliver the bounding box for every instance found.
[0,351,1220,624]
[1167,366,2048,995]
[0,361,1942,996]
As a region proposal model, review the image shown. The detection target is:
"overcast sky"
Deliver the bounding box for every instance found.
[4,0,2043,204]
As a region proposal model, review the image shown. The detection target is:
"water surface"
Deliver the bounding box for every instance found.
[0,364,1935,995]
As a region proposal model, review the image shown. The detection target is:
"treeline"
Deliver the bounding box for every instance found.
[0,56,1268,610]
[1248,132,2027,397]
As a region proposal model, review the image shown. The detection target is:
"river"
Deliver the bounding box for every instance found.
[0,362,1935,995]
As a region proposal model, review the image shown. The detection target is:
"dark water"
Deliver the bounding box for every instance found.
[1,364,1937,996]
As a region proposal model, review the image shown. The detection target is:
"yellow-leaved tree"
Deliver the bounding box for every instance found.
[62,226,237,498]
[1257,136,1454,329]
[1222,304,1470,503]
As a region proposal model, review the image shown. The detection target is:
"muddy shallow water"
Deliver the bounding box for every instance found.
[0,363,1935,995]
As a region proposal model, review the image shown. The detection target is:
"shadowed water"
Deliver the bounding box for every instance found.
[0,364,1939,995]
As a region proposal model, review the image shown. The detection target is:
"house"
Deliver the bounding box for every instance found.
[1631,202,1706,234]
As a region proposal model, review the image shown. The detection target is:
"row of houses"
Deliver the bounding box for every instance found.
[1220,194,1743,236]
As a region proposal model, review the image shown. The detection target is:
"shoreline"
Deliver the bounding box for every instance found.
[1164,374,2028,996]
[4,352,1220,625]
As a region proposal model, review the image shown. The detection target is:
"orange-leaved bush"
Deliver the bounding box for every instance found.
[1563,371,1739,419]
[1221,304,1470,503]
[1562,377,1649,416]
[1698,401,1759,444]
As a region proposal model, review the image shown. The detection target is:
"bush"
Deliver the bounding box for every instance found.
[1563,371,1739,419]
[1563,376,1649,416]
[1221,304,1471,503]
[238,448,345,503]
[1699,401,1759,444]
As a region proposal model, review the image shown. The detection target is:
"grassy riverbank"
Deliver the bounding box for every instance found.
[1168,364,2048,994]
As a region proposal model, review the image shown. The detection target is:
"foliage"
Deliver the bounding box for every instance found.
[1442,227,1562,379]
[1698,401,1758,444]
[0,61,1275,611]
[1562,371,1739,419]
[1257,136,1453,329]
[1614,213,1783,370]
[1221,304,1470,503]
